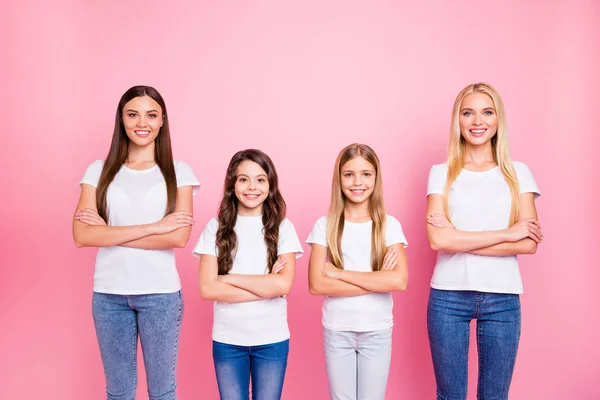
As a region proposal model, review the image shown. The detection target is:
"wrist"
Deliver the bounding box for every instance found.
[145,223,158,235]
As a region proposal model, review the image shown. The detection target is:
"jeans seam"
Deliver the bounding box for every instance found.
[477,322,483,400]
[170,293,183,395]
[132,305,138,394]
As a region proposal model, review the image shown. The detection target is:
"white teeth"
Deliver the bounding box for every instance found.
[471,129,485,133]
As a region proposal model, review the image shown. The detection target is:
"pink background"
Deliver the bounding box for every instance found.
[3,1,599,399]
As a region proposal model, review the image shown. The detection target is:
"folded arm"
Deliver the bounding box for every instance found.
[308,244,370,297]
[198,254,262,303]
[332,243,408,292]
[73,184,194,249]
[218,253,297,298]
[425,193,541,253]
[120,186,195,249]
[469,193,540,256]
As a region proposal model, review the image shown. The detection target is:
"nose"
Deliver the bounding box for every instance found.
[136,115,148,127]
[473,113,483,125]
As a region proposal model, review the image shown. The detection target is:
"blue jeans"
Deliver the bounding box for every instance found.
[427,288,521,400]
[212,339,289,400]
[92,291,183,400]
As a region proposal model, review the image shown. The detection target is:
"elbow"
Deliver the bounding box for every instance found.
[269,280,292,298]
[199,291,214,301]
[308,280,322,296]
[73,236,87,248]
[391,275,408,292]
[278,282,292,297]
[527,241,538,255]
[198,285,215,301]
[173,239,188,249]
[173,232,191,249]
[428,235,443,252]
[396,279,408,292]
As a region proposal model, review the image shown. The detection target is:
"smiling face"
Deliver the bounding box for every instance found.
[340,156,376,206]
[459,92,498,148]
[234,160,270,216]
[121,96,163,148]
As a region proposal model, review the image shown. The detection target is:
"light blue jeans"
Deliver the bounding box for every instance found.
[92,291,183,400]
[323,327,393,400]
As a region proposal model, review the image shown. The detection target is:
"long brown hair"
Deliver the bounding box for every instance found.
[216,149,286,275]
[96,85,177,221]
[327,144,387,271]
[445,83,520,224]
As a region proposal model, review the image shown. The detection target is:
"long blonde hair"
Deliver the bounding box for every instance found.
[445,83,520,225]
[327,144,387,271]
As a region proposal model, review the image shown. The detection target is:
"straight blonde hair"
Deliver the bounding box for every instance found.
[445,83,520,225]
[327,144,387,271]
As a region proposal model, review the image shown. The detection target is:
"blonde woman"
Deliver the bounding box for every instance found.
[307,143,408,400]
[426,83,542,400]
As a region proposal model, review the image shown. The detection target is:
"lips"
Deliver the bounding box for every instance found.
[349,189,366,196]
[135,130,151,138]
[469,128,487,137]
[244,194,260,200]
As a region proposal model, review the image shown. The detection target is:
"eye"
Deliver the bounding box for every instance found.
[364,173,372,177]
[127,113,137,118]
[238,177,247,182]
[484,110,494,115]
[258,178,266,183]
[148,113,158,118]
[343,173,352,178]
[462,111,472,116]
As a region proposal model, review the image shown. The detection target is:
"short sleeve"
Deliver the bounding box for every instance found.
[175,160,201,195]
[385,215,408,248]
[192,218,219,257]
[427,163,447,196]
[79,160,104,188]
[306,216,328,247]
[277,219,304,258]
[514,162,540,199]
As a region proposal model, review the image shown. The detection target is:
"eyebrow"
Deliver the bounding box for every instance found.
[342,169,374,173]
[237,173,268,178]
[124,109,160,113]
[461,107,495,111]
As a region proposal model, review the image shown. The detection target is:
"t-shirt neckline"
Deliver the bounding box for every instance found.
[122,164,159,174]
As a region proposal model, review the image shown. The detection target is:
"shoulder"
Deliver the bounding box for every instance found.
[429,162,448,175]
[384,214,404,233]
[205,217,220,231]
[315,216,328,228]
[280,217,295,229]
[512,161,530,173]
[80,160,105,187]
[512,161,535,179]
[385,214,401,227]
[173,159,192,171]
[87,159,105,171]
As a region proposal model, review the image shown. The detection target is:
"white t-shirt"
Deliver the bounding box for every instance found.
[80,160,200,295]
[306,215,408,332]
[427,162,540,294]
[193,216,304,346]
